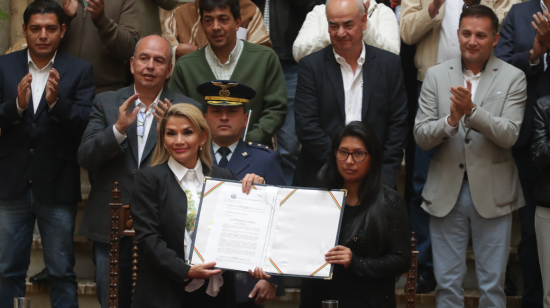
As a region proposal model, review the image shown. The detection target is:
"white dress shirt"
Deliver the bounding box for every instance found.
[113,87,162,166]
[334,44,366,124]
[292,2,401,62]
[167,157,224,296]
[436,0,463,64]
[16,50,57,114]
[444,67,482,137]
[211,140,239,164]
[205,39,244,80]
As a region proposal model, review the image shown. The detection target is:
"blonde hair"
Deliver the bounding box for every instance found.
[151,104,213,168]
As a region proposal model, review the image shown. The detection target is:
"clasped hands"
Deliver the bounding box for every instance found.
[448,79,475,127]
[17,69,60,111]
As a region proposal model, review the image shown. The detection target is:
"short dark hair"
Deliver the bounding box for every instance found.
[199,0,241,21]
[23,0,64,26]
[459,4,499,35]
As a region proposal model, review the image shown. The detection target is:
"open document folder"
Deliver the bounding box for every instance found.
[190,178,347,280]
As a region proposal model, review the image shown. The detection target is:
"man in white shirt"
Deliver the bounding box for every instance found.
[414,6,527,307]
[0,1,95,307]
[293,0,401,62]
[400,0,517,293]
[293,0,408,188]
[77,35,201,308]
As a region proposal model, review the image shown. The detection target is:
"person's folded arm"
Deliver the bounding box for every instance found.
[464,70,526,149]
[293,5,332,63]
[93,0,140,62]
[400,0,442,45]
[414,69,451,151]
[364,4,400,55]
[131,171,191,284]
[532,97,550,169]
[294,57,333,162]
[347,194,412,280]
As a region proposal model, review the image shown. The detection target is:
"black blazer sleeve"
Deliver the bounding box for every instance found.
[347,190,411,280]
[532,96,550,169]
[295,56,333,162]
[131,168,191,284]
[381,57,408,188]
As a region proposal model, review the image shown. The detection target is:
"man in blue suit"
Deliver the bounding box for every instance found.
[0,1,95,307]
[200,80,285,307]
[201,81,286,186]
[494,2,550,307]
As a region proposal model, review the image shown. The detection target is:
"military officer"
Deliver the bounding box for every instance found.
[200,80,286,186]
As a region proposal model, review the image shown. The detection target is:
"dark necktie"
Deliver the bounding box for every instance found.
[218,147,231,168]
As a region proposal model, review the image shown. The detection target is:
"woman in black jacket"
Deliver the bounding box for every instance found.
[531,95,550,307]
[130,104,264,308]
[299,121,411,308]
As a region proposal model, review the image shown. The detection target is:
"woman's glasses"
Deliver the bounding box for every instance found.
[335,149,369,162]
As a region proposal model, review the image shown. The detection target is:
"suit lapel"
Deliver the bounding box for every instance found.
[121,87,140,165]
[361,44,374,120]
[325,49,346,120]
[473,55,500,109]
[226,140,249,175]
[33,51,67,120]
[140,88,176,165]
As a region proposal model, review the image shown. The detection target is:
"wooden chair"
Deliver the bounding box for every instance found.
[402,232,419,308]
[108,182,138,308]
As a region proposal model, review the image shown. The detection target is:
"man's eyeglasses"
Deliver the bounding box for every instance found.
[335,149,369,162]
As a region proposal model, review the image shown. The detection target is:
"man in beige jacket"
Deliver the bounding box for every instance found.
[399,0,517,293]
[414,6,526,307]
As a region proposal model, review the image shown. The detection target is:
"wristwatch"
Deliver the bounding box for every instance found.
[467,104,477,117]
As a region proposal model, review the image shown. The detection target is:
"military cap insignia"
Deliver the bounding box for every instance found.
[212,82,239,97]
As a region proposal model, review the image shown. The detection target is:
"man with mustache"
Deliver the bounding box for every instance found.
[168,0,287,148]
[77,35,201,308]
[0,1,95,307]
[293,0,408,189]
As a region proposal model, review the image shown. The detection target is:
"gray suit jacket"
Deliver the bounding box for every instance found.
[78,85,202,243]
[414,55,527,219]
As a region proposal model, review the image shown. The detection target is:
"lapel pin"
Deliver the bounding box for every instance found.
[242,152,247,156]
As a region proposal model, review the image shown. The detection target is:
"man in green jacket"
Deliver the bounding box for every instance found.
[168,0,287,147]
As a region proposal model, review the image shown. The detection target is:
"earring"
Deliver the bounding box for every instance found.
[164,144,166,148]
[199,146,203,151]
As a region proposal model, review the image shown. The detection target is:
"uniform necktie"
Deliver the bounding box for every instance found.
[218,147,231,168]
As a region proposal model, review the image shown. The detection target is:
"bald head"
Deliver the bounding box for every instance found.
[131,35,174,94]
[326,0,365,17]
[133,35,173,63]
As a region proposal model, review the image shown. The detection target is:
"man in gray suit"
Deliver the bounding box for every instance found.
[414,5,527,308]
[77,35,201,308]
